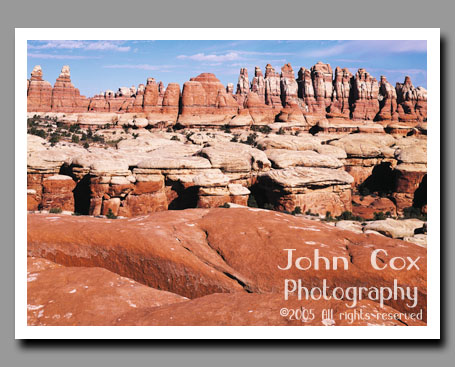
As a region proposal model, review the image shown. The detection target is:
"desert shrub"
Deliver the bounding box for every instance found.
[403,206,426,220]
[221,124,231,133]
[132,133,139,139]
[27,118,39,127]
[336,211,350,220]
[230,136,239,143]
[83,142,90,149]
[170,135,180,141]
[294,130,301,136]
[219,202,230,208]
[277,127,285,135]
[49,207,62,214]
[92,135,104,143]
[373,211,387,220]
[291,206,302,215]
[49,133,60,146]
[243,132,258,145]
[29,127,47,139]
[71,134,80,143]
[336,211,364,222]
[252,125,272,134]
[323,211,334,221]
[247,194,258,208]
[106,208,117,219]
[69,124,80,133]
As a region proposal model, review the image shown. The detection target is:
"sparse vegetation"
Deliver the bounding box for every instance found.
[242,132,258,146]
[336,211,364,222]
[251,125,272,134]
[170,135,180,141]
[373,211,387,220]
[247,194,258,208]
[106,208,117,219]
[49,207,62,214]
[219,202,230,208]
[221,124,231,133]
[403,206,426,220]
[291,206,302,215]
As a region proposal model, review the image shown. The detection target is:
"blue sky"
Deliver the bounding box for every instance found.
[27,40,427,97]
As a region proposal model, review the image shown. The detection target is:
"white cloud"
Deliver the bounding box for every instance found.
[103,64,176,71]
[28,40,131,52]
[177,52,241,62]
[304,40,426,58]
[27,52,98,60]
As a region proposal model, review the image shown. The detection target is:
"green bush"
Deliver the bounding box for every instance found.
[323,211,334,221]
[219,202,230,208]
[49,133,60,145]
[336,211,364,222]
[49,207,62,214]
[243,132,258,145]
[373,211,387,220]
[252,125,272,134]
[221,124,231,133]
[83,142,90,149]
[403,206,426,220]
[277,127,285,135]
[71,134,80,143]
[230,136,239,143]
[247,194,258,208]
[106,208,117,219]
[170,135,180,141]
[29,127,47,139]
[69,124,80,133]
[291,206,302,215]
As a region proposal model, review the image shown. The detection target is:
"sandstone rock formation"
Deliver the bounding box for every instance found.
[27,208,427,325]
[351,68,380,120]
[50,66,90,113]
[27,257,187,326]
[28,63,427,123]
[27,66,53,112]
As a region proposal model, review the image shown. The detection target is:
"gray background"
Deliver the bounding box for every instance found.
[1,0,453,365]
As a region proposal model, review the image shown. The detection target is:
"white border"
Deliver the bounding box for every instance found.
[15,28,440,339]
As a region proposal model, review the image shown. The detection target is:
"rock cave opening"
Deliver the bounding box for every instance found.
[413,174,427,209]
[248,183,274,209]
[167,183,199,210]
[73,174,91,215]
[358,162,395,195]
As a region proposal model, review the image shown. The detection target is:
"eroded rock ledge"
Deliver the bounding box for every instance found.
[27,127,427,218]
[27,208,426,326]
